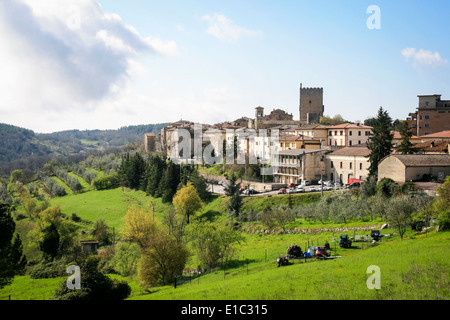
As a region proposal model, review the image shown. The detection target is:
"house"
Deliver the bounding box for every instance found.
[325,146,371,184]
[411,140,449,154]
[272,149,328,185]
[420,130,450,142]
[327,123,372,147]
[295,124,329,146]
[278,134,321,151]
[377,154,450,183]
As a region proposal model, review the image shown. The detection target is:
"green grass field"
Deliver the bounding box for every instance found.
[2,186,449,300]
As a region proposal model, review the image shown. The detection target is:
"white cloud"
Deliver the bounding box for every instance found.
[401,47,448,67]
[0,0,178,131]
[202,13,261,43]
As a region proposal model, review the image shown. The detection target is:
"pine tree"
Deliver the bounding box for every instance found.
[0,204,27,289]
[366,107,394,178]
[397,121,416,154]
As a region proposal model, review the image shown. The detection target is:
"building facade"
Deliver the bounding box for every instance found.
[327,123,372,147]
[406,94,450,137]
[272,149,328,185]
[378,154,450,183]
[325,146,370,184]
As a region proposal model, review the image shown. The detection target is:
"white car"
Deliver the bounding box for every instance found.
[309,186,316,192]
[296,185,304,193]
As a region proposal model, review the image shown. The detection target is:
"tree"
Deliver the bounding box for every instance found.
[121,205,157,248]
[188,220,244,269]
[224,173,240,197]
[173,182,203,224]
[228,190,243,219]
[163,209,187,244]
[366,107,393,178]
[138,230,190,288]
[91,219,111,246]
[188,168,210,201]
[377,177,398,198]
[224,173,243,218]
[433,176,450,230]
[28,206,78,261]
[0,204,27,289]
[397,121,416,154]
[320,114,347,125]
[386,196,416,239]
[53,256,131,300]
[158,160,180,203]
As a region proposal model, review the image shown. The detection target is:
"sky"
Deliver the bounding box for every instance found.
[0,0,449,133]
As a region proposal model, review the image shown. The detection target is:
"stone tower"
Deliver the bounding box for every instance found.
[299,84,324,125]
[254,106,264,129]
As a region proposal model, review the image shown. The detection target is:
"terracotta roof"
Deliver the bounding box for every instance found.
[412,140,449,152]
[326,123,373,129]
[420,130,450,139]
[329,146,371,157]
[389,154,450,166]
[391,131,419,140]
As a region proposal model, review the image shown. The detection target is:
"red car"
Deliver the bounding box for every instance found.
[278,188,286,194]
[287,183,296,188]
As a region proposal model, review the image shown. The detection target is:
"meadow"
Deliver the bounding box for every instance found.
[1,172,449,301]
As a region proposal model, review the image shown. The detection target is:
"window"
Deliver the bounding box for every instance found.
[331,161,334,168]
[349,141,352,146]
[358,131,361,136]
[329,131,332,136]
[358,141,361,145]
[349,162,352,169]
[329,139,332,145]
[334,131,338,136]
[365,131,369,136]
[360,163,363,170]
[340,162,343,169]
[340,131,343,135]
[349,131,352,136]
[425,114,430,120]
[438,110,445,114]
[424,123,430,128]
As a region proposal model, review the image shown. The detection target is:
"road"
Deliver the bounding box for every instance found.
[209,183,342,197]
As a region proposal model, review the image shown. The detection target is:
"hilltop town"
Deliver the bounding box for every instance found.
[146,86,450,195]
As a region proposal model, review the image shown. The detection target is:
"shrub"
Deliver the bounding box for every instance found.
[92,172,119,190]
[30,260,68,279]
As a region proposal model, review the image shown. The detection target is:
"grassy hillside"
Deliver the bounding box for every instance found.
[1,230,448,300]
[2,182,449,301]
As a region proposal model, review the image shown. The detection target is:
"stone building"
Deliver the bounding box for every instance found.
[377,154,450,183]
[299,84,324,125]
[405,94,450,136]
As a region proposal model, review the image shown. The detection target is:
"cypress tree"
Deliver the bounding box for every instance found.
[366,107,394,178]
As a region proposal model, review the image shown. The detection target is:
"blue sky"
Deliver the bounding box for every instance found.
[0,0,449,133]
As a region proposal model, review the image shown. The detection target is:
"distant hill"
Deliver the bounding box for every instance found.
[0,123,166,178]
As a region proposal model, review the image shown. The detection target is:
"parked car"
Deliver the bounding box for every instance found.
[278,188,286,194]
[302,180,310,186]
[309,186,316,192]
[287,183,296,188]
[287,187,295,193]
[296,185,304,193]
[243,189,258,195]
[348,182,361,189]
